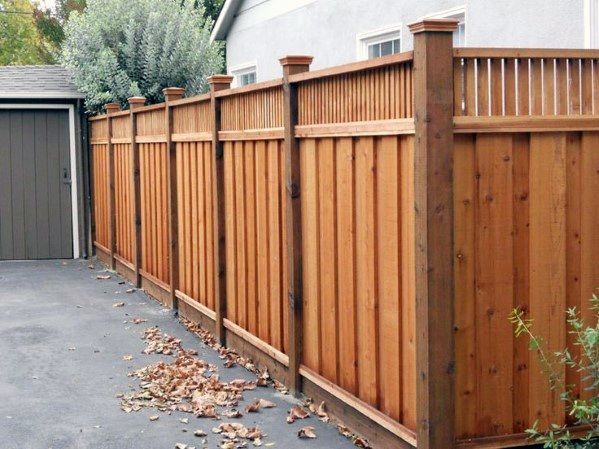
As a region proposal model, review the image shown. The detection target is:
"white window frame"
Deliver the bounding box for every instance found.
[356,24,402,61]
[425,5,467,46]
[585,0,599,48]
[230,61,258,88]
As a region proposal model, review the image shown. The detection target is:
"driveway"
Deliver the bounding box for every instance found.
[0,259,357,449]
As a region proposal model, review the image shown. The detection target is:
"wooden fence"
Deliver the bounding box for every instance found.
[89,19,599,449]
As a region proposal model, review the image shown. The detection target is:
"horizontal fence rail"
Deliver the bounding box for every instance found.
[90,23,599,449]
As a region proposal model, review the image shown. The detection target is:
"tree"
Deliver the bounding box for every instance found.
[0,0,47,65]
[61,0,224,113]
[195,0,223,23]
[34,0,87,62]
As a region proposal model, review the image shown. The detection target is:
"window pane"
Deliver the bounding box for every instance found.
[368,43,380,59]
[238,71,257,86]
[380,40,393,56]
[392,38,400,53]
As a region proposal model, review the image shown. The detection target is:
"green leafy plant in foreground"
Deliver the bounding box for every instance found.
[510,295,599,448]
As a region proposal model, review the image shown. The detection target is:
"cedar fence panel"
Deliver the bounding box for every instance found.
[295,57,418,442]
[111,113,134,266]
[219,84,290,359]
[90,21,599,449]
[90,117,110,255]
[172,98,217,317]
[137,106,170,290]
[453,129,599,442]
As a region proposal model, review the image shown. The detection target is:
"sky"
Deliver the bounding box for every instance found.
[37,0,56,11]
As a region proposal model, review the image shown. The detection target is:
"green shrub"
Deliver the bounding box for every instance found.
[510,296,599,448]
[61,0,223,113]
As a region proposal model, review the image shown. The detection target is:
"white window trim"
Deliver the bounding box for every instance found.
[356,23,402,61]
[425,5,467,46]
[0,103,80,258]
[585,0,599,48]
[229,61,258,87]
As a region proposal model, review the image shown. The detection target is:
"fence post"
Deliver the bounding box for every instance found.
[105,102,120,270]
[280,55,312,395]
[408,19,458,449]
[208,75,233,346]
[128,96,146,288]
[163,87,186,312]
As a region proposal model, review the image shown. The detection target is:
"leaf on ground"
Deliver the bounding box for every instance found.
[222,409,242,418]
[122,355,133,361]
[193,429,206,437]
[298,426,317,439]
[273,380,288,395]
[96,274,111,280]
[149,415,159,421]
[179,418,189,424]
[287,405,310,423]
[113,302,125,308]
[245,398,276,413]
[68,347,76,351]
[352,437,371,448]
[126,288,136,293]
[132,318,147,324]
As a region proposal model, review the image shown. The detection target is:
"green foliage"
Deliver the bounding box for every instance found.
[193,0,223,22]
[61,0,223,113]
[510,295,599,448]
[0,0,47,65]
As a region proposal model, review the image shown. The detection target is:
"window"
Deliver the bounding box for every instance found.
[230,63,257,87]
[585,0,599,48]
[238,71,256,86]
[426,6,467,47]
[357,24,402,60]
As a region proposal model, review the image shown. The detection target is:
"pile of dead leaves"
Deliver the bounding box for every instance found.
[142,327,185,356]
[212,422,266,447]
[121,350,259,418]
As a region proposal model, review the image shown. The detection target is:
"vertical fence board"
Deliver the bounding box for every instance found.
[528,133,567,428]
[355,136,378,406]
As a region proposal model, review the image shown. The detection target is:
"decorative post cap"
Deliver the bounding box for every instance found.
[105,103,120,114]
[279,55,314,67]
[163,87,186,102]
[207,75,233,92]
[127,96,146,109]
[408,19,458,34]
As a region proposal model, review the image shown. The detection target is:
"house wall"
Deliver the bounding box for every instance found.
[224,0,584,82]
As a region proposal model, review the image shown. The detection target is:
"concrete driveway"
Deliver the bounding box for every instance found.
[0,259,357,449]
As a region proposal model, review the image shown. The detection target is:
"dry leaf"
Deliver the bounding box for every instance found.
[287,405,309,423]
[175,444,187,449]
[123,355,133,361]
[113,302,125,308]
[68,347,76,351]
[179,418,189,424]
[132,318,147,324]
[352,437,371,448]
[126,288,136,293]
[222,409,242,418]
[193,429,206,437]
[96,274,111,280]
[298,426,317,439]
[149,415,159,421]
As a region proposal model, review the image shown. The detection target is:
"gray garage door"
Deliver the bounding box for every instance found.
[0,109,73,260]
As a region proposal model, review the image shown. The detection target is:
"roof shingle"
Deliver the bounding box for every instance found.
[0,65,84,99]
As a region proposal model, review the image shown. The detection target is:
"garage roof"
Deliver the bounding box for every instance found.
[0,65,84,100]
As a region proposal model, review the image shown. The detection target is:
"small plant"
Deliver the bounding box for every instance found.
[509,295,599,448]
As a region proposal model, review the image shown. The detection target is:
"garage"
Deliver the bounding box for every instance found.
[0,66,89,260]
